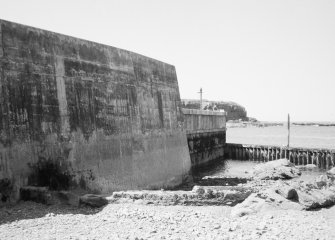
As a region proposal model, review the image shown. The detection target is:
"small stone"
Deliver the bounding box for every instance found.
[192,186,205,195]
[213,224,221,229]
[256,222,267,230]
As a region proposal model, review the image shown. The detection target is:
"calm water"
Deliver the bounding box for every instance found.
[178,159,326,190]
[227,125,335,149]
[208,160,327,181]
[177,125,333,190]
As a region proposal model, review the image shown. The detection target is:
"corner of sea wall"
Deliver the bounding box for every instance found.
[0,19,191,203]
[181,108,227,168]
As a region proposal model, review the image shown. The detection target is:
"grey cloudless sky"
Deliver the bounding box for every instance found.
[1,0,334,121]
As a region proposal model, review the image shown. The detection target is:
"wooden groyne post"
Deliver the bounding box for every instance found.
[225,143,335,169]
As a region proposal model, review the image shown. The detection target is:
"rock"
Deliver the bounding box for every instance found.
[258,158,293,168]
[305,164,317,169]
[192,186,205,195]
[297,164,318,170]
[230,207,254,217]
[56,191,80,206]
[79,194,108,208]
[297,188,335,210]
[46,213,55,217]
[252,159,301,180]
[20,187,83,206]
[327,167,335,181]
[20,186,53,205]
[315,175,328,188]
[275,185,298,201]
[328,167,335,175]
[231,193,266,217]
[256,221,267,230]
[213,224,221,229]
[110,186,251,206]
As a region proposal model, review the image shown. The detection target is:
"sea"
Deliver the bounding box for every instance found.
[179,124,334,189]
[226,125,335,150]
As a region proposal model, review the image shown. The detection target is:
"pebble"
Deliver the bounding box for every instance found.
[212,224,220,229]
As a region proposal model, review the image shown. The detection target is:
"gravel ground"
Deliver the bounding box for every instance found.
[1,201,335,240]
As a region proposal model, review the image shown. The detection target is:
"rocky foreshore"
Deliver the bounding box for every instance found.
[108,159,335,212]
[1,159,335,239]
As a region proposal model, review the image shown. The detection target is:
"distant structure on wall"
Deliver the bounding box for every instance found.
[181,99,248,121]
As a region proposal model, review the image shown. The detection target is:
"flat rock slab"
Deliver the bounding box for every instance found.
[297,164,318,169]
[79,194,108,208]
[20,186,52,205]
[252,158,301,180]
[232,175,335,217]
[109,186,253,206]
[20,186,81,207]
[298,188,335,210]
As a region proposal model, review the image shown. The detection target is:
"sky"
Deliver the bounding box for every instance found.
[0,0,334,121]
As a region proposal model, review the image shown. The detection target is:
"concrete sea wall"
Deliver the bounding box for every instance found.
[0,19,191,202]
[183,109,226,167]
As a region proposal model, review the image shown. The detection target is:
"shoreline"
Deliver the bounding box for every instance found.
[227,121,335,128]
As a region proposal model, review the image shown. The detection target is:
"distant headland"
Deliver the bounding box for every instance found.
[181,99,334,128]
[181,99,248,121]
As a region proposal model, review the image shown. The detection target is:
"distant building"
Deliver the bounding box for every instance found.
[181,99,248,121]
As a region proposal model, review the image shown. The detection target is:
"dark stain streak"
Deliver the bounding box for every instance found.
[157,91,164,127]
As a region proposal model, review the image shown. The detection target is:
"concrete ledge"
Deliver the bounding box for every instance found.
[186,128,226,135]
[182,108,226,116]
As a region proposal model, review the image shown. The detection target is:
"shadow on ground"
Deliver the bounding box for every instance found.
[173,157,231,190]
[0,201,104,225]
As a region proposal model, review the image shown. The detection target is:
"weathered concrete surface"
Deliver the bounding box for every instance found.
[182,109,226,132]
[183,109,226,167]
[0,19,191,202]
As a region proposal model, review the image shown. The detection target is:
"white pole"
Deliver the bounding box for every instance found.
[198,88,203,110]
[287,113,290,148]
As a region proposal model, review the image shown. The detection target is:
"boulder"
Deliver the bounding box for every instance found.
[315,175,329,188]
[327,167,335,181]
[275,185,299,201]
[328,167,335,175]
[252,159,301,180]
[277,177,335,210]
[232,174,335,214]
[79,194,108,208]
[297,188,335,210]
[231,193,266,217]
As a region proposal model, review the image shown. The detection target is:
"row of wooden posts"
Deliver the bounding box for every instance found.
[225,143,335,169]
